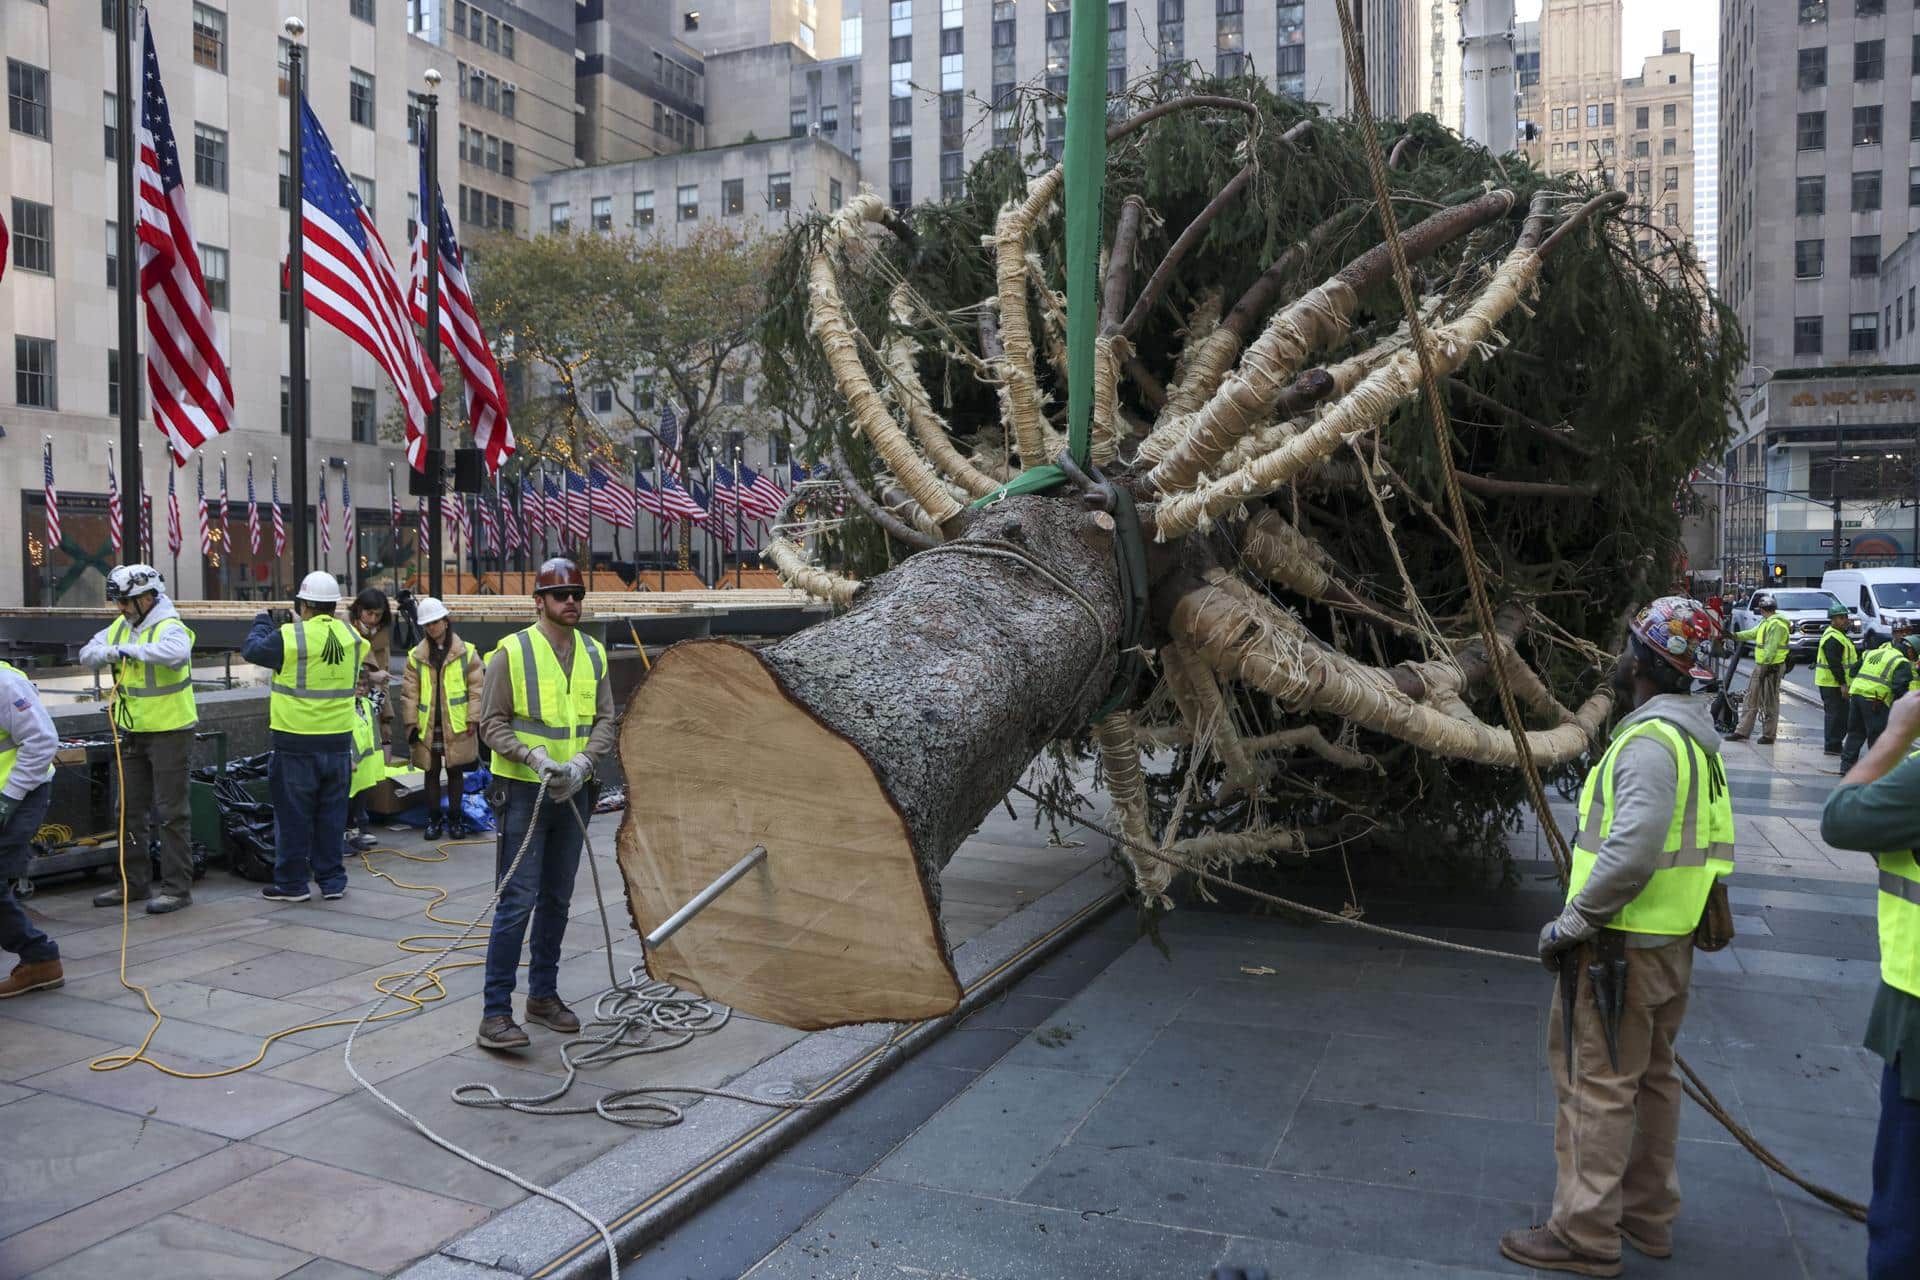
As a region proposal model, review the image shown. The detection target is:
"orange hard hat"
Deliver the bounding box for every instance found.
[534,558,584,594]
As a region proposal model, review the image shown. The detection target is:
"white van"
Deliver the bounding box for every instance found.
[1821,567,1920,645]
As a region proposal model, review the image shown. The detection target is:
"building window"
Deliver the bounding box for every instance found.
[1587,104,1599,127]
[1798,110,1825,150]
[821,103,839,133]
[348,387,377,442]
[9,199,51,274]
[193,123,228,190]
[590,196,612,230]
[1634,106,1649,129]
[108,349,125,418]
[549,201,570,231]
[791,108,809,137]
[843,15,864,56]
[768,172,792,211]
[1551,108,1563,130]
[351,0,375,19]
[1795,239,1825,278]
[1909,166,1920,205]
[15,337,55,409]
[103,92,119,159]
[1853,235,1881,275]
[352,174,375,216]
[1859,0,1884,14]
[1855,105,1884,145]
[279,150,291,209]
[829,178,843,210]
[1854,170,1883,211]
[7,60,50,139]
[634,190,655,226]
[502,25,516,59]
[1856,38,1885,80]
[501,141,515,178]
[721,178,744,215]
[200,244,228,310]
[1602,102,1615,125]
[890,158,911,209]
[105,220,120,289]
[281,377,291,433]
[1909,288,1915,331]
[349,69,375,128]
[279,38,292,96]
[1664,202,1679,226]
[685,9,700,29]
[1661,167,1676,190]
[1851,313,1880,353]
[1662,103,1676,128]
[191,4,227,73]
[1661,137,1677,155]
[1794,316,1823,355]
[1797,175,1826,215]
[723,376,746,406]
[1801,0,1827,23]
[678,184,699,220]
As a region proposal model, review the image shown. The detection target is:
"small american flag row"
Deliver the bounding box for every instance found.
[588,462,638,527]
[106,447,124,556]
[564,469,592,542]
[477,489,497,556]
[246,456,260,557]
[388,465,401,545]
[271,460,286,558]
[141,486,153,564]
[318,469,331,562]
[738,462,786,519]
[217,455,230,552]
[341,472,354,555]
[524,469,546,543]
[195,457,210,555]
[502,483,523,556]
[166,469,182,558]
[543,473,564,542]
[135,12,234,463]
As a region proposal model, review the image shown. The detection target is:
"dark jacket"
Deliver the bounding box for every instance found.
[243,610,354,754]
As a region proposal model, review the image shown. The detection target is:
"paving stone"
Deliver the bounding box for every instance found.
[59,938,283,1003]
[1687,987,1858,1050]
[1313,1031,1539,1123]
[190,950,371,1000]
[101,981,346,1040]
[1350,959,1546,1005]
[999,962,1192,1080]
[23,1047,336,1140]
[773,1062,978,1177]
[264,994,491,1093]
[282,1262,383,1280]
[0,1018,122,1082]
[1742,1104,1877,1207]
[1778,1193,1870,1280]
[0,1142,284,1280]
[23,1212,311,1280]
[254,1057,634,1209]
[629,1163,854,1279]
[1212,1238,1529,1279]
[1267,1098,1489,1192]
[903,1024,1025,1072]
[740,1178,1232,1280]
[0,1093,226,1238]
[1070,1019,1328,1167]
[871,1062,1112,1195]
[1018,1143,1535,1273]
[264,922,416,967]
[0,1082,29,1107]
[181,1156,491,1274]
[1708,1041,1880,1119]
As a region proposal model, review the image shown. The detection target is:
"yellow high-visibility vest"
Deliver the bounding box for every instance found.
[407,644,471,737]
[1570,717,1737,935]
[0,661,52,796]
[268,615,368,736]
[1815,626,1858,689]
[490,626,605,784]
[350,697,383,796]
[1850,643,1912,705]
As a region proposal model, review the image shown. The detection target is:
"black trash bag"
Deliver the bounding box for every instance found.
[191,757,279,882]
[146,836,211,882]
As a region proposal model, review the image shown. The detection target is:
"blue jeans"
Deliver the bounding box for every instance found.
[483,779,586,1019]
[270,749,350,895]
[0,783,56,964]
[1871,1061,1920,1279]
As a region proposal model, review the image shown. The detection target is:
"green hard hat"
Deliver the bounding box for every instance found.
[1830,601,1850,616]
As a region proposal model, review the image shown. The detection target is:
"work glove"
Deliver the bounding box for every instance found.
[0,794,19,832]
[564,756,594,795]
[1537,902,1598,975]
[78,639,112,669]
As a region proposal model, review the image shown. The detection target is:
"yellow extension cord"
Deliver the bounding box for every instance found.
[86,698,504,1079]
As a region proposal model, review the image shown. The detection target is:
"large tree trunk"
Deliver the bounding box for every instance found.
[618,496,1122,1028]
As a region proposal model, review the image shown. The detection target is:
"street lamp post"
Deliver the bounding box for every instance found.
[423,69,444,600]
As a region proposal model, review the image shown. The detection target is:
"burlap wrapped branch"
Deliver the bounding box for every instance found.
[764,536,859,608]
[881,288,1003,500]
[990,168,1066,464]
[1174,572,1610,767]
[1154,241,1545,539]
[1239,508,1337,601]
[1093,711,1172,900]
[1163,643,1267,794]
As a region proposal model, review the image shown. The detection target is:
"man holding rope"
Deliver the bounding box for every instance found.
[1819,689,1920,1278]
[1502,595,1734,1277]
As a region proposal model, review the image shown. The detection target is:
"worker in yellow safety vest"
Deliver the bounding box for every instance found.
[1500,596,1735,1278]
[1843,627,1919,771]
[1821,692,1920,1278]
[79,565,198,915]
[0,659,62,998]
[241,571,368,903]
[472,558,616,1053]
[1727,592,1791,743]
[1817,601,1860,755]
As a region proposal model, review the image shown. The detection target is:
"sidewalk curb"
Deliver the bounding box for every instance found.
[1780,680,1821,710]
[397,859,1126,1280]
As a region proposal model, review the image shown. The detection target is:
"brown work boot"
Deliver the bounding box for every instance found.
[0,958,64,999]
[93,885,148,908]
[524,996,580,1034]
[1620,1223,1673,1259]
[1757,736,1775,745]
[1498,1225,1621,1277]
[475,1015,530,1051]
[1723,732,1749,742]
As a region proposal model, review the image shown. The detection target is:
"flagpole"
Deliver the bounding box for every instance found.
[422,68,445,600]
[733,446,744,588]
[630,453,641,593]
[654,446,666,591]
[285,18,311,580]
[114,0,142,563]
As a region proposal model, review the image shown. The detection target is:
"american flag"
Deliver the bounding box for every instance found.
[319,469,331,562]
[689,476,734,549]
[589,462,638,526]
[544,473,564,544]
[42,441,59,550]
[388,465,400,544]
[107,448,124,555]
[477,489,497,556]
[524,469,546,543]
[341,472,354,557]
[708,463,743,522]
[141,487,153,564]
[246,456,260,556]
[737,462,787,519]
[271,460,286,558]
[135,13,234,464]
[659,407,684,480]
[298,99,439,469]
[217,455,230,551]
[449,493,468,561]
[166,468,182,557]
[656,471,706,522]
[408,149,514,476]
[503,480,524,556]
[564,469,592,542]
[195,456,209,555]
[416,492,426,551]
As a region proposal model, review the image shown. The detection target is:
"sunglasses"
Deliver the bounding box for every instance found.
[541,587,585,604]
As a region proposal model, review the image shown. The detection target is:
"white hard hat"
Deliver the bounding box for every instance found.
[295,570,342,605]
[106,564,163,601]
[415,596,449,626]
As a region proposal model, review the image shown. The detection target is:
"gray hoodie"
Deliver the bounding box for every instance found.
[81,595,193,669]
[1572,692,1725,946]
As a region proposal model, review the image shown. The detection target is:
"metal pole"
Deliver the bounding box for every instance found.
[115,0,142,564]
[424,72,445,600]
[1833,418,1845,579]
[643,845,769,950]
[733,446,743,587]
[287,19,311,581]
[655,447,666,591]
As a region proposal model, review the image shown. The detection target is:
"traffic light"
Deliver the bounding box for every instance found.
[1772,563,1788,580]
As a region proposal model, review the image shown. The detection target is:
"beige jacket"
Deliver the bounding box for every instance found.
[399,634,485,769]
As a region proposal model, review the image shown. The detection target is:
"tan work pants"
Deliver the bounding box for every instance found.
[1735,662,1783,738]
[1547,934,1694,1260]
